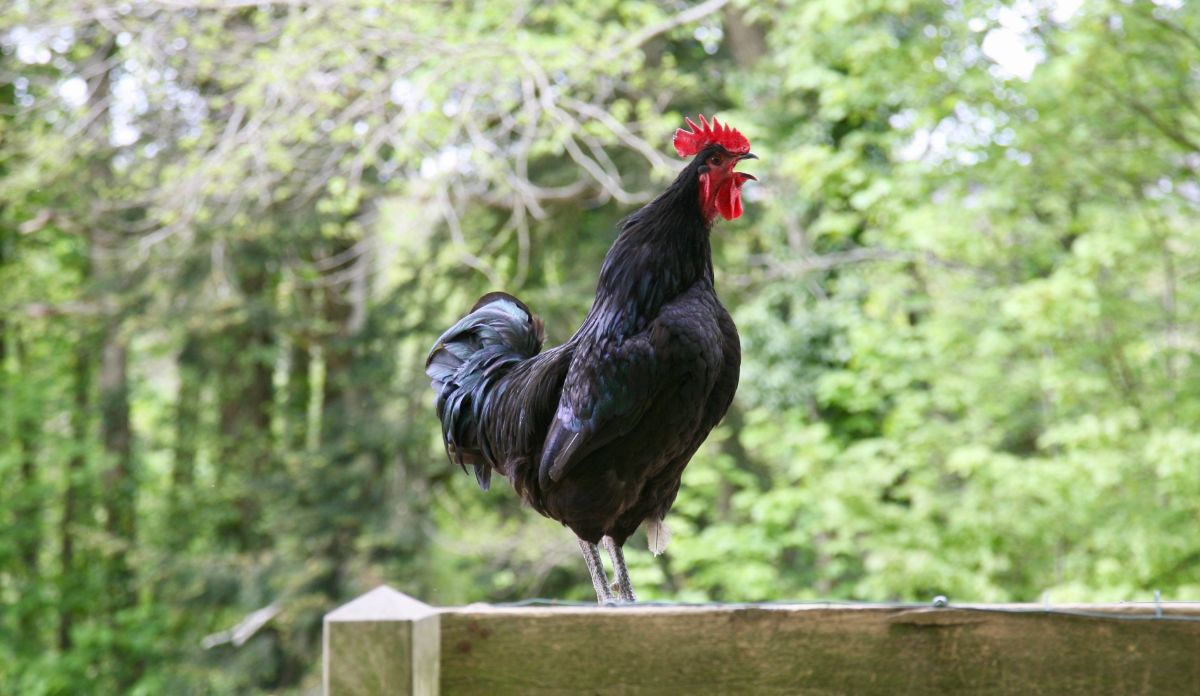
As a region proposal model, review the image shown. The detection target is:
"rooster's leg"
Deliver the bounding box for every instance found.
[602,536,637,603]
[577,538,615,604]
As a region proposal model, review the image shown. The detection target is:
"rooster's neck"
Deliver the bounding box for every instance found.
[581,178,714,338]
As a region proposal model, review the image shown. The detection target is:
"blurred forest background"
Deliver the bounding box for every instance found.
[2,0,1198,693]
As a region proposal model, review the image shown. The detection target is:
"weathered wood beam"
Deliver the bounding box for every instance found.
[441,603,1200,695]
[323,587,1200,696]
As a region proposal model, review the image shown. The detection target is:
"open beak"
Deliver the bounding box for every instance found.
[736,152,758,181]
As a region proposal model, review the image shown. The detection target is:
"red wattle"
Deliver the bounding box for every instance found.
[716,179,743,220]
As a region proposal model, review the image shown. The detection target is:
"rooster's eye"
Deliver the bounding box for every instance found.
[709,155,722,165]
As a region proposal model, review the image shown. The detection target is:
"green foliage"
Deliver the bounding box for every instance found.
[2,0,1199,692]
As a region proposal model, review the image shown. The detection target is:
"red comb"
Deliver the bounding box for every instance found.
[673,114,751,158]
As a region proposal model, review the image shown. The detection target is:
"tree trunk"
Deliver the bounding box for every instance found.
[99,322,134,603]
[169,334,204,540]
[0,82,41,643]
[215,246,276,551]
[312,239,369,603]
[287,334,311,452]
[84,32,140,686]
[0,228,41,643]
[724,6,767,68]
[13,336,43,642]
[60,342,91,652]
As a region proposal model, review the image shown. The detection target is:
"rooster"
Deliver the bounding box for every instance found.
[426,115,754,603]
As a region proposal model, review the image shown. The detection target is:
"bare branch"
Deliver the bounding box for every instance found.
[607,0,731,60]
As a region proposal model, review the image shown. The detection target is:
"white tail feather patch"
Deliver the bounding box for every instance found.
[646,518,672,556]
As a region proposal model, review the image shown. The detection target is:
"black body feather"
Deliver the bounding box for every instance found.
[426,146,741,546]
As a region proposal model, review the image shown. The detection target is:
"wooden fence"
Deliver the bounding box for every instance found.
[323,585,1200,695]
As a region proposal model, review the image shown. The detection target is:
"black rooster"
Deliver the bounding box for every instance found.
[426,115,754,603]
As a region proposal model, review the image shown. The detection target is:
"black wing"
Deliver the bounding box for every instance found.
[537,332,658,489]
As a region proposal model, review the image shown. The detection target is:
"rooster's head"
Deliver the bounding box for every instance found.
[673,115,756,222]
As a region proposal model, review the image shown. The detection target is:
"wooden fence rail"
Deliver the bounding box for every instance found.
[323,585,1200,695]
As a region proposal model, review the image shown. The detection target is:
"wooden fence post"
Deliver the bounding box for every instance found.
[323,585,440,696]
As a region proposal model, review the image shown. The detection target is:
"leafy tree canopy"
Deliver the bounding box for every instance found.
[1,0,1197,692]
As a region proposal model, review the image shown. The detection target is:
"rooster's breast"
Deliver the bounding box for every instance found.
[540,281,739,545]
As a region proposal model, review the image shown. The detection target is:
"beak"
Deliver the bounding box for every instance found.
[736,152,757,181]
